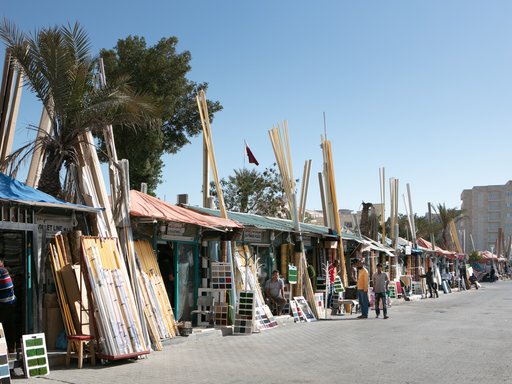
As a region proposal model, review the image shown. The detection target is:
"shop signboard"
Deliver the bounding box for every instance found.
[243,229,264,243]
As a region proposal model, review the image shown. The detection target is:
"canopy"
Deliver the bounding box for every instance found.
[0,172,100,213]
[359,236,395,256]
[129,190,242,229]
[479,251,497,260]
[416,237,459,259]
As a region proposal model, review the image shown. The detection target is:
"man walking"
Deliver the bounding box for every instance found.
[372,263,389,319]
[356,259,369,319]
[420,267,439,298]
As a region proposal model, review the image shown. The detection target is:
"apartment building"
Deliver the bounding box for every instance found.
[460,181,512,252]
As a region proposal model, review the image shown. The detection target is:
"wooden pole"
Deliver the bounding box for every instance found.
[406,183,416,246]
[203,133,210,208]
[26,108,52,187]
[196,90,227,219]
[318,172,328,227]
[298,159,312,222]
[0,49,15,160]
[1,60,23,169]
[268,122,319,318]
[320,138,347,286]
[379,168,386,245]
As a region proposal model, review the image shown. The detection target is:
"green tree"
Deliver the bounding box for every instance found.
[209,165,289,217]
[436,203,464,250]
[468,250,482,264]
[415,215,432,240]
[99,36,222,194]
[0,20,158,197]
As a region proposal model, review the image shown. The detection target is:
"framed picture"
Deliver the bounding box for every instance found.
[293,296,316,322]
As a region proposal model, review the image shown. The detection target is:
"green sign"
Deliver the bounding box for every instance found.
[288,265,297,284]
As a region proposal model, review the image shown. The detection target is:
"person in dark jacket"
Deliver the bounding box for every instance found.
[420,267,439,298]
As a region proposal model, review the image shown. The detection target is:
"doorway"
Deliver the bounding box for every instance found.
[157,241,198,322]
[0,229,32,350]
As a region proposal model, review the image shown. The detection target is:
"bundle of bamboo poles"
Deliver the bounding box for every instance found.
[81,237,148,357]
[269,122,319,319]
[321,137,347,286]
[238,245,266,306]
[49,234,78,340]
[134,240,178,338]
[196,89,227,219]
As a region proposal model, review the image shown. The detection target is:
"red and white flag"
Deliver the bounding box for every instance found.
[245,142,259,166]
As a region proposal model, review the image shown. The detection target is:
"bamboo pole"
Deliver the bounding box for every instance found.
[26,108,52,187]
[298,160,312,222]
[1,60,23,171]
[379,168,386,245]
[321,138,347,286]
[134,240,178,337]
[0,49,15,165]
[449,220,462,254]
[268,123,319,319]
[196,90,227,218]
[406,183,416,246]
[318,172,328,227]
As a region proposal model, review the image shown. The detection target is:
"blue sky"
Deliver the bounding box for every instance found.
[2,1,512,216]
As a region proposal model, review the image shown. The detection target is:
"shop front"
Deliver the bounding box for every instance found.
[128,190,242,324]
[0,172,99,352]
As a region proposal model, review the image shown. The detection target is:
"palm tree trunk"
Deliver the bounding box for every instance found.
[37,151,62,197]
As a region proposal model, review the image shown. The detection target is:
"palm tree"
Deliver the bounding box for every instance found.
[436,203,464,250]
[0,19,159,197]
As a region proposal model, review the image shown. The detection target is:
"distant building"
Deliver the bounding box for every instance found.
[461,181,512,252]
[306,205,385,235]
[338,209,356,231]
[304,208,360,232]
[304,209,325,226]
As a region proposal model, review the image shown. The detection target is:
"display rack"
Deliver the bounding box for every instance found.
[233,291,254,335]
[21,333,49,378]
[0,323,10,384]
[210,262,232,290]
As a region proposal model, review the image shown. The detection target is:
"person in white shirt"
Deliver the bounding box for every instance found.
[265,270,286,315]
[372,263,389,319]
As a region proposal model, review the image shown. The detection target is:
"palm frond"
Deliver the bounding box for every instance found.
[61,21,91,65]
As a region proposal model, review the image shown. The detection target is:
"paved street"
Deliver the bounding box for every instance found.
[16,281,512,384]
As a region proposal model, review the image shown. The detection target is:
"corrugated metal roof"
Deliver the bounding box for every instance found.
[184,205,333,236]
[184,205,364,241]
[130,190,241,229]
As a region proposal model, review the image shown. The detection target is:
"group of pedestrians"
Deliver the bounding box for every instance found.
[328,258,390,320]
[355,259,389,319]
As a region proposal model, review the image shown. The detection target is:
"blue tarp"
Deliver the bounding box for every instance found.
[0,173,101,213]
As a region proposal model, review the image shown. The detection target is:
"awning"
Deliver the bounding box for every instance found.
[480,251,497,260]
[416,237,456,258]
[0,172,101,213]
[130,190,242,229]
[360,236,396,256]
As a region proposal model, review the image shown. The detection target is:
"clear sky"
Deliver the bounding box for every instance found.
[2,1,512,216]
